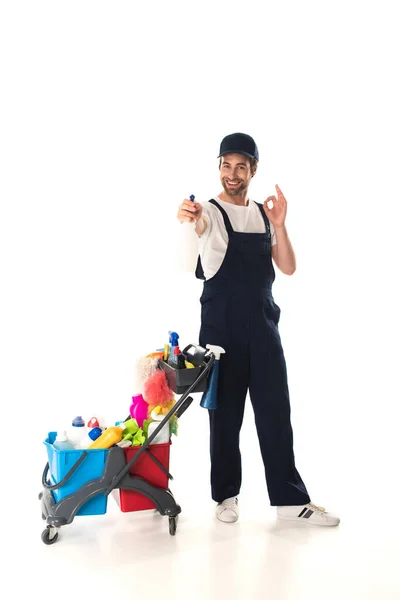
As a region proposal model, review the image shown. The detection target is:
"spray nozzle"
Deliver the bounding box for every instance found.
[206,344,226,360]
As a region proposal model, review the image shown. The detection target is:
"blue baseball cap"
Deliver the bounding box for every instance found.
[218,132,259,161]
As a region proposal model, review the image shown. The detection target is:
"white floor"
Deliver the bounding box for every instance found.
[8,398,399,600]
[19,490,400,600]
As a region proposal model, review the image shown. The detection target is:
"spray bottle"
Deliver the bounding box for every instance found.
[168,331,179,360]
[200,345,226,409]
[167,345,185,368]
[181,193,199,272]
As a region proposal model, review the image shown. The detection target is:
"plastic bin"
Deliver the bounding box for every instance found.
[114,442,171,512]
[44,432,109,516]
[158,360,207,394]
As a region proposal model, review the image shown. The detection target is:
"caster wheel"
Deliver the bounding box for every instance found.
[41,528,59,545]
[38,492,43,500]
[42,513,46,520]
[169,516,178,536]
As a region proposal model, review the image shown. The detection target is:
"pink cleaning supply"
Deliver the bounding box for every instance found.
[143,369,174,407]
[130,393,149,428]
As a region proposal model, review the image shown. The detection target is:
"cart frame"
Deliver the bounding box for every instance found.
[39,345,215,544]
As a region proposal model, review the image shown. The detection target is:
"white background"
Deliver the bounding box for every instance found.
[1,1,399,596]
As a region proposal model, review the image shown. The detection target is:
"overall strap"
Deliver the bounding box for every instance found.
[255,202,271,238]
[208,199,234,234]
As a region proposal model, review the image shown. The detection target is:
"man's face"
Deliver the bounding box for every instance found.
[220,153,253,196]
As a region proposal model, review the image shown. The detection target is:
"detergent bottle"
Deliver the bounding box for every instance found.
[88,422,127,449]
[130,393,149,428]
[53,431,75,451]
[68,416,88,448]
[147,410,170,445]
[87,416,105,429]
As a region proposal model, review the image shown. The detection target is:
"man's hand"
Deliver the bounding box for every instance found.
[177,199,203,224]
[263,184,287,228]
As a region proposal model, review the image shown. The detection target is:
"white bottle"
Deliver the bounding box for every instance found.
[147,410,170,445]
[176,195,199,273]
[53,431,75,451]
[182,222,199,272]
[68,416,88,448]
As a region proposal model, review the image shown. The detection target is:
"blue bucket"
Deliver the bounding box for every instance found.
[44,432,108,516]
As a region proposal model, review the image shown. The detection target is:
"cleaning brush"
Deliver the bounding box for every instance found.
[144,369,174,407]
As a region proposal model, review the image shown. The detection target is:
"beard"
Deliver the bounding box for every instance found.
[222,179,248,196]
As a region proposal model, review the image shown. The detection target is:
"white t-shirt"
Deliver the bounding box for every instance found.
[198,197,276,280]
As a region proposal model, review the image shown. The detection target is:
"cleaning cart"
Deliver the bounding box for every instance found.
[39,344,215,544]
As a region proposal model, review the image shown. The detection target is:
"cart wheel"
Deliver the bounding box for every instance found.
[41,513,46,520]
[38,492,43,500]
[169,516,178,536]
[41,527,59,545]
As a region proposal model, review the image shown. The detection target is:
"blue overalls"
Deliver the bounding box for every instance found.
[196,199,311,506]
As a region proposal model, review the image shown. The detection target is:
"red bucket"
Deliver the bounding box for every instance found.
[115,442,171,512]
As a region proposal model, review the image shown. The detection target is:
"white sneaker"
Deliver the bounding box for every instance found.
[216,497,239,523]
[277,502,340,527]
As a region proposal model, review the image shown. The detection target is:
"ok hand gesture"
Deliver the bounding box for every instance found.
[263,184,287,228]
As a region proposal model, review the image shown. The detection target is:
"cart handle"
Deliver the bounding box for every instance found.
[41,452,88,491]
[181,343,209,368]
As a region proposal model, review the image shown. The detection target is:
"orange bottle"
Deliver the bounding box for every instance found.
[88,422,126,449]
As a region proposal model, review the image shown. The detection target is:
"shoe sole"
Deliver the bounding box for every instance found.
[277,515,340,527]
[216,511,239,523]
[216,514,239,523]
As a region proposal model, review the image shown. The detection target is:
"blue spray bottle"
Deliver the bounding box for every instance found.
[200,345,226,409]
[168,331,180,366]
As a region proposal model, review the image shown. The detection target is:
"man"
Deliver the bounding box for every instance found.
[177,133,339,527]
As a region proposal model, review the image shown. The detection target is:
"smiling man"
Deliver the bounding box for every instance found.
[177,132,340,527]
